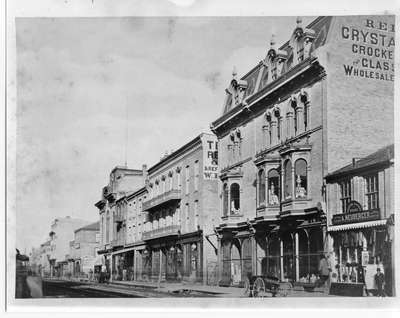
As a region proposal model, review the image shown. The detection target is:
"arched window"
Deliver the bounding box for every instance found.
[223,183,229,217]
[295,159,307,198]
[258,169,266,206]
[230,183,240,214]
[301,92,309,132]
[274,108,281,141]
[268,169,280,205]
[284,160,292,200]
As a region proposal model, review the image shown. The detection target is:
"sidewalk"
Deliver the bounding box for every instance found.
[107,279,332,297]
[45,276,333,297]
[109,280,244,297]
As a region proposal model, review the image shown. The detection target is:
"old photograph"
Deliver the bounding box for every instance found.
[7,2,396,305]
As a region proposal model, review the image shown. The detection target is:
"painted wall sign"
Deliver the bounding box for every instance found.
[341,18,395,81]
[202,135,218,180]
[332,208,380,225]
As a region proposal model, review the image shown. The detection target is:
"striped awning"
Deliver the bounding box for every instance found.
[328,219,387,232]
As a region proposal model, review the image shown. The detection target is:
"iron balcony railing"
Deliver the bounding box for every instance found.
[142,189,181,211]
[142,224,181,241]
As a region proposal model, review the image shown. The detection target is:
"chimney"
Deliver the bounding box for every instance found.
[142,164,148,185]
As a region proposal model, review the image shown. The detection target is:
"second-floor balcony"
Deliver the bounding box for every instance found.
[142,224,181,241]
[142,189,181,212]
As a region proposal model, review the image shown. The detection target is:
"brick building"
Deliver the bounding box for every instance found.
[325,144,395,296]
[47,216,91,277]
[68,221,100,278]
[210,16,394,287]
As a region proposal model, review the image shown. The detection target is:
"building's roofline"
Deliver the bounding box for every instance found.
[126,186,147,201]
[325,144,394,181]
[110,166,143,174]
[74,221,100,233]
[147,132,215,174]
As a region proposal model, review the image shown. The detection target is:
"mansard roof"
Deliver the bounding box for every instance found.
[220,16,333,116]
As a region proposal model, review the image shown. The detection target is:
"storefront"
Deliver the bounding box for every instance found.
[218,226,254,287]
[328,215,393,295]
[140,231,203,283]
[255,217,326,283]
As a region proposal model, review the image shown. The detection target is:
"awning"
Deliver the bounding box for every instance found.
[111,246,137,255]
[328,219,387,232]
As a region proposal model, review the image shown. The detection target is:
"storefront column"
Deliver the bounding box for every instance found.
[217,238,222,284]
[295,232,299,281]
[339,246,343,282]
[280,239,284,281]
[110,254,114,282]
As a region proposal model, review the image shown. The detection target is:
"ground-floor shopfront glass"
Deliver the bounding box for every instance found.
[220,235,253,287]
[257,225,324,283]
[331,225,393,295]
[139,236,202,283]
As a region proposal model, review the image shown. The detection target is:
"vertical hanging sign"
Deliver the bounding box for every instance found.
[201,135,218,180]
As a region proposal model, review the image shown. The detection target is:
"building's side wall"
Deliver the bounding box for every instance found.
[53,218,89,262]
[323,15,394,173]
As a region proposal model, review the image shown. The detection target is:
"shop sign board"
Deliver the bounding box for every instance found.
[201,135,218,180]
[332,208,380,225]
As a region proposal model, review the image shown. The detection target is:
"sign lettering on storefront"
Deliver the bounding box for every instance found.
[341,18,395,81]
[332,208,381,225]
[202,136,218,180]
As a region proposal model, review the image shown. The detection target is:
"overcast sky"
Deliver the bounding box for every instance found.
[16,16,315,251]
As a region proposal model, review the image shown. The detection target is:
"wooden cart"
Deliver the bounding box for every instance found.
[244,275,291,297]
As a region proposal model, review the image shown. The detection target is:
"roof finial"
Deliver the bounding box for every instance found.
[270,33,276,48]
[296,16,303,28]
[232,66,237,78]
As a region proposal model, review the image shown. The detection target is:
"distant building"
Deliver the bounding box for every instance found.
[325,144,395,296]
[111,186,148,282]
[67,221,100,279]
[47,216,91,277]
[95,166,147,276]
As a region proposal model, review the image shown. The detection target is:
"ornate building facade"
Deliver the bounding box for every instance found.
[210,16,394,287]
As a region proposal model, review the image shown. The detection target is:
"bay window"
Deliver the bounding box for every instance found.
[284,160,292,200]
[257,169,266,206]
[268,169,280,205]
[295,159,307,198]
[230,183,240,214]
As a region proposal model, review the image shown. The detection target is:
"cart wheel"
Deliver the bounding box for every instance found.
[243,278,252,297]
[253,277,266,298]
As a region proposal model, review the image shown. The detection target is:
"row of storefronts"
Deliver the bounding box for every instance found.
[95,133,219,284]
[92,16,394,297]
